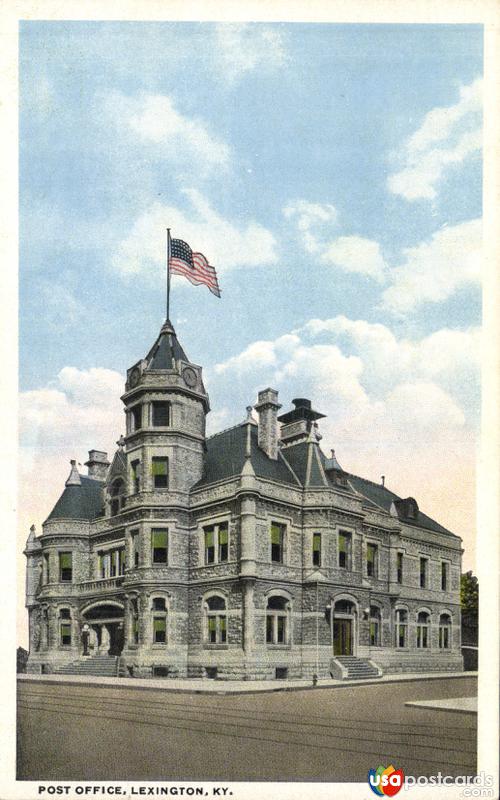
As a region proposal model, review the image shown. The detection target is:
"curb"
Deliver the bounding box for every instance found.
[18,671,477,696]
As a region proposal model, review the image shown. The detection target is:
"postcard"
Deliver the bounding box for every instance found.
[1,2,499,799]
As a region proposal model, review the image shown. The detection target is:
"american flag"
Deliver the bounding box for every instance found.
[169,238,221,298]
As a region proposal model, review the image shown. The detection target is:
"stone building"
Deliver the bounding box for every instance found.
[24,319,463,679]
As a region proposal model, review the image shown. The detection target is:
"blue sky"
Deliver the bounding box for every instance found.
[19,21,482,575]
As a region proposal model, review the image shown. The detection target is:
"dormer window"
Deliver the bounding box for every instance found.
[152,401,170,427]
[110,478,125,516]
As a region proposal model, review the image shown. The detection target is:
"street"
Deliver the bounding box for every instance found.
[17,676,476,782]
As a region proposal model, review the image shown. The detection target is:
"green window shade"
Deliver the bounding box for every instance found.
[219,616,226,632]
[152,459,168,476]
[152,530,168,548]
[208,617,216,633]
[367,545,375,563]
[313,534,321,551]
[153,617,166,633]
[204,529,214,547]
[59,553,72,568]
[218,526,228,545]
[339,534,346,552]
[271,524,282,544]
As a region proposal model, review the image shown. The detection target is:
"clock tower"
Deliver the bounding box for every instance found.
[120,319,209,505]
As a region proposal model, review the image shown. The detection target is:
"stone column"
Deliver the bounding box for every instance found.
[100,624,111,654]
[242,579,255,655]
[240,495,256,577]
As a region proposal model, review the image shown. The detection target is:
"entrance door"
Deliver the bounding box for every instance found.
[333,618,352,655]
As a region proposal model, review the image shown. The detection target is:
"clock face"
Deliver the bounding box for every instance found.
[183,367,197,388]
[129,367,140,388]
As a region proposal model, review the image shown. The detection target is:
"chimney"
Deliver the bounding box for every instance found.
[85,450,110,480]
[254,388,281,460]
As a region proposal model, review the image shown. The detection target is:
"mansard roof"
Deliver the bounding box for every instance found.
[145,319,189,370]
[196,424,299,487]
[197,424,457,538]
[346,473,454,536]
[45,476,104,523]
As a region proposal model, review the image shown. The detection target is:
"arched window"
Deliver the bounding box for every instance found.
[395,608,408,648]
[369,606,381,646]
[110,479,125,516]
[205,595,227,644]
[416,611,430,649]
[59,608,71,646]
[152,597,167,644]
[439,613,452,649]
[266,595,290,645]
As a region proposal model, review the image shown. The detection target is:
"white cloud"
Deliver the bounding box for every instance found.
[20,367,124,452]
[388,77,482,201]
[283,200,338,254]
[214,23,288,84]
[112,190,278,280]
[104,91,231,177]
[211,316,477,561]
[381,218,482,314]
[283,201,386,281]
[321,236,387,281]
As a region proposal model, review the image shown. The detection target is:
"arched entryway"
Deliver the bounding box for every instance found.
[81,602,125,656]
[332,598,357,656]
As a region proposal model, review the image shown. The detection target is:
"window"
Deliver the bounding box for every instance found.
[131,460,141,494]
[366,543,378,577]
[266,595,289,645]
[152,401,170,427]
[205,596,227,644]
[131,598,139,644]
[395,609,408,648]
[43,553,50,584]
[59,552,72,582]
[420,557,428,589]
[110,478,125,516]
[396,553,403,584]
[152,597,167,644]
[151,529,168,564]
[441,562,449,591]
[369,606,381,646]
[152,457,169,489]
[439,613,451,649]
[131,404,142,431]
[98,548,125,578]
[416,611,430,648]
[59,608,71,646]
[338,531,351,569]
[203,522,229,565]
[131,530,140,568]
[270,522,285,563]
[312,533,321,567]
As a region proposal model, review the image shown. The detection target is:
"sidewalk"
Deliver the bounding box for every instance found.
[18,670,476,695]
[405,695,477,714]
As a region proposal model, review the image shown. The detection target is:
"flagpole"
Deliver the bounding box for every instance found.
[166,228,171,322]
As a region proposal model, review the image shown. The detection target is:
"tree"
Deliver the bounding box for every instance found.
[460,571,479,617]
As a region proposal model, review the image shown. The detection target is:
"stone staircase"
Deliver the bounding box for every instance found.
[53,654,126,678]
[331,656,383,680]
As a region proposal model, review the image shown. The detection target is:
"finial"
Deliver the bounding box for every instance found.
[117,435,125,450]
[65,459,81,486]
[246,405,254,421]
[30,524,35,533]
[381,475,385,487]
